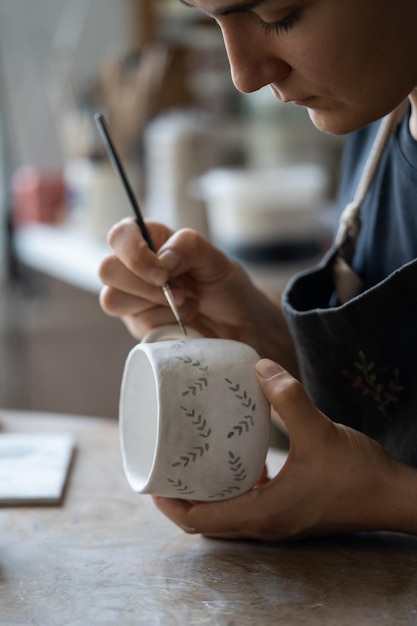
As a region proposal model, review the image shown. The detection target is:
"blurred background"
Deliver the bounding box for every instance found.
[0,0,343,419]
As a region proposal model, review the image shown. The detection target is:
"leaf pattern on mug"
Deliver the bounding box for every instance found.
[167,478,195,496]
[170,406,212,468]
[228,451,248,482]
[225,378,257,438]
[171,443,210,468]
[163,346,255,500]
[175,355,209,397]
[208,485,241,499]
[169,341,188,349]
[208,452,247,498]
[180,406,212,439]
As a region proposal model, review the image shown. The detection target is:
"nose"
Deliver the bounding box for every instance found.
[219,21,291,93]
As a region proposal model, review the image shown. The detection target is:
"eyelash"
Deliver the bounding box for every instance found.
[258,11,300,35]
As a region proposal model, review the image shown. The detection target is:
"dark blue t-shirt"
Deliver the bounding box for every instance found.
[337,103,417,288]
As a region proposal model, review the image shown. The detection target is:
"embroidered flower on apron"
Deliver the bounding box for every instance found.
[341,350,404,419]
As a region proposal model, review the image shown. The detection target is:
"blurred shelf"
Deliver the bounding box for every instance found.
[13,209,335,301]
[14,224,109,294]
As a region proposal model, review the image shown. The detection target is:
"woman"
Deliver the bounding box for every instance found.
[99,0,417,540]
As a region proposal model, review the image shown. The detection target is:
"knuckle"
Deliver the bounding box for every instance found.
[178,227,199,239]
[285,377,304,397]
[174,227,201,250]
[106,217,134,246]
[106,220,125,247]
[278,377,305,407]
[129,239,153,275]
[98,254,118,283]
[99,286,120,315]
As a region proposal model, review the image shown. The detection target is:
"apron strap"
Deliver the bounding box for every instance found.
[333,103,406,303]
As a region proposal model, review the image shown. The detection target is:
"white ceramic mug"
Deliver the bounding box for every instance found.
[119,326,270,501]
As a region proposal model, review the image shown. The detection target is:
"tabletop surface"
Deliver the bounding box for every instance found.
[1,410,417,626]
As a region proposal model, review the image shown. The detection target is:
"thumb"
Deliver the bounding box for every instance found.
[157,228,235,282]
[255,359,329,441]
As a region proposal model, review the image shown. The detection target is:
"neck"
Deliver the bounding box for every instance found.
[408,89,417,140]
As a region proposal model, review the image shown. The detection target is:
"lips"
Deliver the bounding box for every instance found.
[269,84,315,105]
[291,96,318,106]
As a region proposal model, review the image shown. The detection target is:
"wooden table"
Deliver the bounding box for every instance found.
[1,410,417,626]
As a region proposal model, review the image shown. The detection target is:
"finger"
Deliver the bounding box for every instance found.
[153,483,279,540]
[122,307,192,339]
[100,254,186,306]
[100,286,200,337]
[99,286,158,317]
[152,497,197,533]
[256,359,331,441]
[100,255,164,300]
[254,465,270,488]
[106,218,169,285]
[102,284,186,318]
[157,228,238,285]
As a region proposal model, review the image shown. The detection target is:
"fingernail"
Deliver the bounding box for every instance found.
[159,250,181,273]
[149,266,168,286]
[256,359,285,379]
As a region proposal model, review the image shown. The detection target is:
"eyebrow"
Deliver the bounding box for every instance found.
[179,0,264,17]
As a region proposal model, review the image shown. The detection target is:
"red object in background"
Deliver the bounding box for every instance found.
[12,166,66,227]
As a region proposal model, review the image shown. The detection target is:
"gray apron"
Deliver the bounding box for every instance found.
[282,106,417,466]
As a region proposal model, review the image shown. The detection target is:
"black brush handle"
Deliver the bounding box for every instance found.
[94,112,156,252]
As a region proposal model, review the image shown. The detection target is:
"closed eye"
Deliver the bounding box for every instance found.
[257,10,300,35]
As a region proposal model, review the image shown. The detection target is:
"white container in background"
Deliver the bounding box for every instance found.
[144,111,220,237]
[196,164,330,262]
[65,157,141,240]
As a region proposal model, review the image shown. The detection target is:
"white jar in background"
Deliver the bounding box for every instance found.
[64,157,141,240]
[144,110,220,237]
[197,164,331,263]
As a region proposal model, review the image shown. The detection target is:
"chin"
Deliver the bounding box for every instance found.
[306,109,358,136]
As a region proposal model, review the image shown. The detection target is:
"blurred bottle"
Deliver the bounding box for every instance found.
[143,110,220,236]
[12,166,66,228]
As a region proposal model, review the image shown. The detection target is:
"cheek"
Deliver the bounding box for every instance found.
[295,34,358,95]
[289,10,368,97]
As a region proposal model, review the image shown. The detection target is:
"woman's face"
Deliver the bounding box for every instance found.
[181,0,417,134]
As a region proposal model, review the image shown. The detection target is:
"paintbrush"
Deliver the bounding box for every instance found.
[94,112,187,336]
